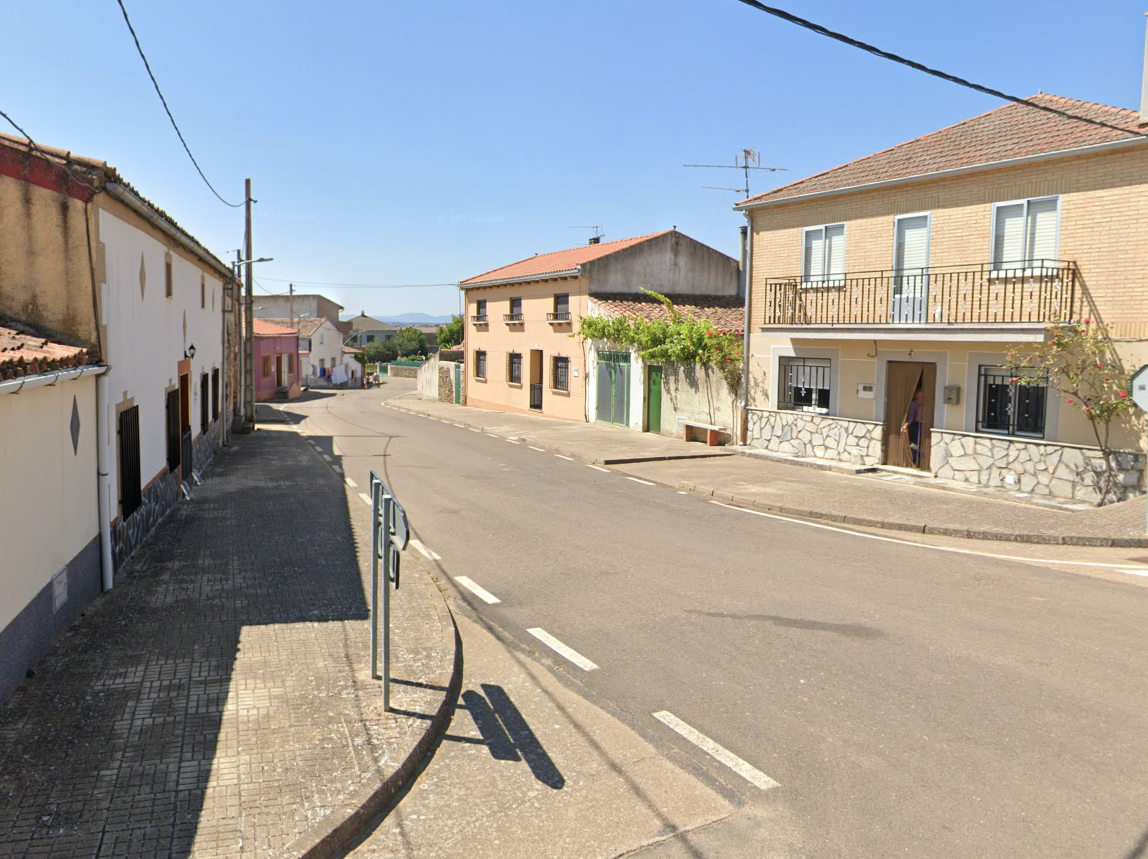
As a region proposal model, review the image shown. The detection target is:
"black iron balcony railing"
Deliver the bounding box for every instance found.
[504,312,524,323]
[760,260,1078,326]
[471,314,488,324]
[547,311,572,323]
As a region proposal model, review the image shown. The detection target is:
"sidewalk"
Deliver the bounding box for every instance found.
[0,427,459,859]
[386,394,1148,548]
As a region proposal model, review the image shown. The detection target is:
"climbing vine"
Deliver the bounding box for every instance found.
[577,290,743,392]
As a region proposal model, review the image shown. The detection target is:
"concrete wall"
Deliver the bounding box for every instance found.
[464,276,588,421]
[0,377,102,700]
[252,295,341,327]
[661,363,739,439]
[584,231,739,297]
[417,352,440,400]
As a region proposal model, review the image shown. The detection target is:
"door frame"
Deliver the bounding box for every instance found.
[882,360,936,470]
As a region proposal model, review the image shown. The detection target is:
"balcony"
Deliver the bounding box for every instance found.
[760,261,1078,329]
[503,313,524,324]
[546,311,572,323]
[471,314,488,324]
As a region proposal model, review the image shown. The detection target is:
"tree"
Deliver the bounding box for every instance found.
[395,327,428,358]
[1005,318,1137,504]
[362,338,398,366]
[437,314,463,349]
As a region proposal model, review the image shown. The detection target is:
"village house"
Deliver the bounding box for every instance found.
[736,93,1148,503]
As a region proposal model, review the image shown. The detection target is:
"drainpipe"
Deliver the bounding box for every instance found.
[739,222,752,445]
[96,368,115,591]
[1140,12,1148,124]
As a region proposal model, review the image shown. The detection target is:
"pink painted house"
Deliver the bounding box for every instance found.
[253,319,301,400]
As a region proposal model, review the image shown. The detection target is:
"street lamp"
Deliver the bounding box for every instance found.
[224,255,273,442]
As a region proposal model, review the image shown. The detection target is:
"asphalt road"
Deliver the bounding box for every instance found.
[288,382,1148,859]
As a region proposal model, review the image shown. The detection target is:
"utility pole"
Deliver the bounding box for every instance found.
[288,283,295,332]
[243,178,255,429]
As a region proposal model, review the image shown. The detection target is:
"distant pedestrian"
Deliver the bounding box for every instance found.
[901,389,925,466]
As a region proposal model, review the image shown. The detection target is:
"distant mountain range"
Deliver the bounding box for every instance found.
[374,313,453,326]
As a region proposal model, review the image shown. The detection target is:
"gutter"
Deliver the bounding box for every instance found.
[104,183,231,280]
[459,269,581,289]
[0,363,106,396]
[735,135,1148,211]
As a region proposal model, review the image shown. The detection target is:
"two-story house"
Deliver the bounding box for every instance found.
[460,230,740,427]
[736,94,1148,504]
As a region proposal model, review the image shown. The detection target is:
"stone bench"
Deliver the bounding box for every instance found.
[678,418,728,446]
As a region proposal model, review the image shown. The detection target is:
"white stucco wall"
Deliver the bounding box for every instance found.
[304,319,343,379]
[98,210,225,502]
[0,378,98,632]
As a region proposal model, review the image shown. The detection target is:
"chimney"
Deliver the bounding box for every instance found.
[588,235,601,245]
[1141,12,1148,122]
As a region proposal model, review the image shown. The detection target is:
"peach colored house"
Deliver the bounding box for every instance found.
[460,230,739,424]
[736,93,1148,503]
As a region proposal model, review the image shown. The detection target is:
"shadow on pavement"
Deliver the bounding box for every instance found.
[460,685,565,790]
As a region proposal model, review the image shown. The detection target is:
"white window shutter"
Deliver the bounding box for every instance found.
[993,204,1025,268]
[1026,198,1059,264]
[825,225,846,279]
[804,229,825,281]
[895,216,929,272]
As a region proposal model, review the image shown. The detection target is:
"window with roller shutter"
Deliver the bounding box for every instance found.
[991,197,1059,271]
[802,224,846,286]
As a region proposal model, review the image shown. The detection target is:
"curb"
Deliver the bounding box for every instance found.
[688,485,1148,548]
[274,578,464,859]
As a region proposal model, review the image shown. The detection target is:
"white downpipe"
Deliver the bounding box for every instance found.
[0,364,105,396]
[96,370,114,591]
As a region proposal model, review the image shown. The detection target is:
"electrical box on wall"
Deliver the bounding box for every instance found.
[857,383,875,399]
[943,385,961,405]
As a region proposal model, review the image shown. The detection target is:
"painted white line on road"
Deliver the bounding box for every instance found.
[587,464,611,473]
[707,500,1146,570]
[626,477,656,486]
[345,477,358,488]
[529,446,546,452]
[455,576,501,604]
[332,465,343,475]
[322,454,333,462]
[504,438,520,444]
[468,427,482,433]
[652,711,779,791]
[409,538,441,561]
[1111,566,1148,577]
[555,454,575,461]
[359,492,373,508]
[526,628,599,671]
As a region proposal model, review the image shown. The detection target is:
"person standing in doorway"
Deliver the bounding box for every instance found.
[901,389,925,466]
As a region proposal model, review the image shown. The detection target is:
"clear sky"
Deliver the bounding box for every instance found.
[6,1,1146,319]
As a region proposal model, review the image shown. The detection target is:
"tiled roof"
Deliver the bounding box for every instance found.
[342,345,362,354]
[259,317,326,338]
[253,319,297,337]
[739,94,1146,207]
[590,293,744,332]
[460,231,673,286]
[0,324,97,380]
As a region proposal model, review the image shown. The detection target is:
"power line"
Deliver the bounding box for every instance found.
[115,0,245,207]
[0,108,100,191]
[258,276,459,289]
[731,1,1148,139]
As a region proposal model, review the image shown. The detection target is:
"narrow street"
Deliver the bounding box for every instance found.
[290,381,1148,859]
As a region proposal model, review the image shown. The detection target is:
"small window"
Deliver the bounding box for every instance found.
[165,258,173,298]
[552,356,570,391]
[992,197,1059,271]
[475,350,487,379]
[507,352,522,384]
[802,224,845,285]
[262,356,271,378]
[287,354,294,374]
[476,299,487,319]
[976,366,1047,438]
[555,294,569,313]
[200,372,210,433]
[778,357,831,413]
[211,368,220,421]
[506,297,523,322]
[200,275,206,309]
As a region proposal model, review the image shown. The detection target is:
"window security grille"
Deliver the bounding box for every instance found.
[976,366,1047,438]
[475,350,487,379]
[778,357,831,413]
[508,352,522,384]
[552,356,570,391]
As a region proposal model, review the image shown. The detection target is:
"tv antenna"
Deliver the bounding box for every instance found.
[684,148,786,196]
[569,224,604,239]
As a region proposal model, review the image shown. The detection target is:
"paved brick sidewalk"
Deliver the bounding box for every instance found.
[0,428,458,859]
[387,393,1148,547]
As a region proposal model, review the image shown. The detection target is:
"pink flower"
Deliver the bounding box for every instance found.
[1068,398,1075,404]
[1119,391,1128,399]
[1084,318,1091,324]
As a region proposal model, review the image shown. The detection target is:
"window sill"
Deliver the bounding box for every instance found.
[474,376,486,382]
[507,382,523,388]
[549,388,570,395]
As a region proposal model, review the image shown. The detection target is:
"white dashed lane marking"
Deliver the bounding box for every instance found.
[332,465,343,475]
[626,477,656,486]
[409,539,441,561]
[345,477,358,488]
[358,492,372,508]
[555,454,575,461]
[526,628,599,671]
[653,711,779,791]
[455,576,501,604]
[322,454,333,462]
[587,465,611,473]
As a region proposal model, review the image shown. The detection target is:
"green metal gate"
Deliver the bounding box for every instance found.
[596,351,630,426]
[646,365,662,434]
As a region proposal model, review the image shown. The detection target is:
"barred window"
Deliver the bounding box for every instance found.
[778,357,830,413]
[475,350,487,379]
[976,366,1047,438]
[507,352,522,384]
[552,356,570,391]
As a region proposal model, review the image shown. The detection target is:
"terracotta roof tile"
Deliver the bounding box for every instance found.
[253,319,297,337]
[590,293,744,332]
[460,231,673,286]
[0,324,96,380]
[739,94,1146,207]
[258,317,325,338]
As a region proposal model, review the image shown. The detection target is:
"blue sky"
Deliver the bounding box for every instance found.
[6,1,1146,319]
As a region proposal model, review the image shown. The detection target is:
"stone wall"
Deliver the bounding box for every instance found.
[388,363,420,379]
[931,430,1144,504]
[746,409,883,465]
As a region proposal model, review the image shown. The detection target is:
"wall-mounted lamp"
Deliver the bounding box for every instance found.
[185,343,197,360]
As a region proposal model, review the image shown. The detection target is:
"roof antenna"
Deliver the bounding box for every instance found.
[684,148,786,196]
[570,224,605,245]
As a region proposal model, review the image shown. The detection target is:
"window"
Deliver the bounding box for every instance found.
[506,297,523,323]
[802,224,845,285]
[552,356,570,391]
[287,354,294,374]
[165,388,181,472]
[474,299,488,322]
[201,275,206,309]
[200,372,209,433]
[165,257,173,298]
[366,334,376,343]
[475,350,487,379]
[262,356,271,378]
[211,368,220,421]
[991,197,1059,270]
[549,293,571,323]
[976,366,1047,438]
[118,406,142,520]
[777,357,831,413]
[507,352,522,384]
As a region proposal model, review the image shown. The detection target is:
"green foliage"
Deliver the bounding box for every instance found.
[1005,317,1136,503]
[362,339,398,365]
[437,314,463,349]
[577,291,743,392]
[395,327,428,358]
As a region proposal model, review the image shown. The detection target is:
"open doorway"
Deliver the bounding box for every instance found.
[883,361,935,470]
